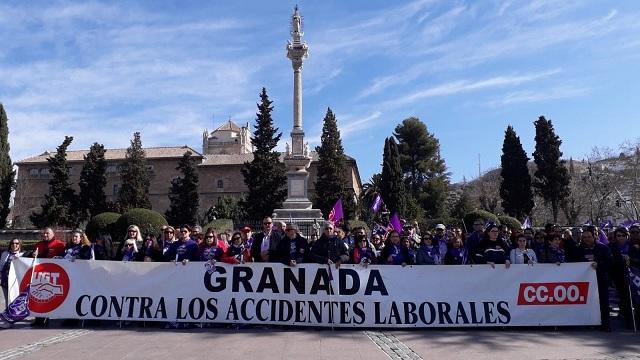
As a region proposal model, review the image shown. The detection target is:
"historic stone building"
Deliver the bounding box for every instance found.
[13,120,362,227]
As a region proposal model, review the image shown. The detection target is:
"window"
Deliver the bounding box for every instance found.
[217,180,224,189]
[40,168,50,176]
[113,184,120,196]
[29,168,39,177]
[106,165,117,173]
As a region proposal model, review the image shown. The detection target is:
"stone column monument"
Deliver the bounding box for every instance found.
[273,6,323,221]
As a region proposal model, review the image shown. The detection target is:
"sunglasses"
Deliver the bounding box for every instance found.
[10,242,20,245]
[164,231,174,234]
[125,244,134,247]
[128,230,137,233]
[263,222,272,225]
[206,235,215,239]
[325,227,334,230]
[180,230,189,233]
[232,237,241,240]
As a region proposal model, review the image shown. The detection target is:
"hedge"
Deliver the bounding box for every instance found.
[114,208,168,241]
[203,219,234,234]
[463,210,500,231]
[498,215,522,230]
[347,220,370,234]
[85,212,121,240]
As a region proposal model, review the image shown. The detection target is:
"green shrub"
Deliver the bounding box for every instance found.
[114,208,168,241]
[85,212,121,240]
[463,210,499,231]
[203,219,234,234]
[347,220,370,234]
[498,215,522,230]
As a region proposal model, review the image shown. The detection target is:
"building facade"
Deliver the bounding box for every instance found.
[13,120,362,227]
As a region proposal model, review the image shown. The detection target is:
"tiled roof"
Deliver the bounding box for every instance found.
[199,151,356,166]
[212,120,242,132]
[17,146,202,164]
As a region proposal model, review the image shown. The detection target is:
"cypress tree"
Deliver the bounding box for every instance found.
[165,151,200,226]
[380,137,407,215]
[118,132,151,210]
[532,116,570,223]
[0,104,15,228]
[30,136,78,227]
[79,142,108,222]
[241,88,287,219]
[313,108,352,219]
[499,125,534,219]
[394,117,449,218]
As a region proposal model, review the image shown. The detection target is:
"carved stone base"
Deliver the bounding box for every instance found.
[272,208,323,221]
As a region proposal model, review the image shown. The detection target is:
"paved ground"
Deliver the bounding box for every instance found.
[0,320,638,360]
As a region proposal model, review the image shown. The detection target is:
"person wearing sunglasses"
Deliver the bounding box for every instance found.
[222,232,252,264]
[250,217,282,263]
[198,228,226,262]
[165,225,198,265]
[117,225,143,259]
[160,226,176,257]
[309,220,348,267]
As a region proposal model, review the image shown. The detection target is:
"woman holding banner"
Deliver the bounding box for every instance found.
[62,230,93,261]
[1,239,24,312]
[475,224,511,268]
[381,230,412,266]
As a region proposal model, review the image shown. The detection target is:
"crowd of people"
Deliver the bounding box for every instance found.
[1,217,639,331]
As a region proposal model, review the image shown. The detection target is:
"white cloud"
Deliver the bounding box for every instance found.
[381,70,560,109]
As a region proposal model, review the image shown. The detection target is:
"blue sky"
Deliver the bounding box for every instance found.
[1,0,639,183]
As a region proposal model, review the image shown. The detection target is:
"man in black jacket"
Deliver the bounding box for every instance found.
[250,217,281,262]
[569,225,613,331]
[309,221,349,266]
[275,223,309,266]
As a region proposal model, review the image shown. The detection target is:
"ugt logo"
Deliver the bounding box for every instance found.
[19,263,70,313]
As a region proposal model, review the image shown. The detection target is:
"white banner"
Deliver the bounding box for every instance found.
[9,259,601,327]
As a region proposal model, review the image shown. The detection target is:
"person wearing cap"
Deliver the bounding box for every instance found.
[609,226,635,329]
[433,224,449,259]
[240,226,253,248]
[275,223,308,266]
[250,217,282,262]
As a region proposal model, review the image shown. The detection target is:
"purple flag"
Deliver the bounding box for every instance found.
[629,267,640,305]
[597,229,609,245]
[0,285,31,324]
[371,194,383,213]
[328,199,343,224]
[390,213,402,233]
[521,216,532,229]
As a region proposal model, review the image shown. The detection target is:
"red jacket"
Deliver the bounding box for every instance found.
[34,239,66,258]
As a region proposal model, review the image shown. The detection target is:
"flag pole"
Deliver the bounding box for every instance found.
[628,281,637,333]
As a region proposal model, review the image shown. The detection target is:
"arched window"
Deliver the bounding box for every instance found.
[217,180,224,189]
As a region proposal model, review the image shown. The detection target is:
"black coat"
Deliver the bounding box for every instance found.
[309,234,349,264]
[275,233,309,265]
[250,231,282,262]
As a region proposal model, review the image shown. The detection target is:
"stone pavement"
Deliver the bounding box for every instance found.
[0,320,638,360]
